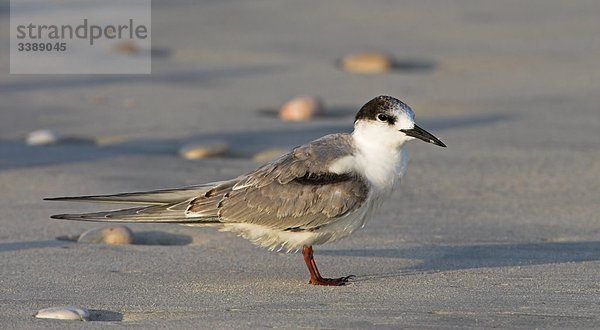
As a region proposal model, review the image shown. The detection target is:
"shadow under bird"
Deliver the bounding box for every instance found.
[46,95,446,286]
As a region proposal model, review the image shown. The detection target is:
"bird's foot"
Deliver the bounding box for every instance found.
[309,275,355,286]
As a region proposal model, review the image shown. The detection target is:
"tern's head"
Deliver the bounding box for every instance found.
[353,95,446,149]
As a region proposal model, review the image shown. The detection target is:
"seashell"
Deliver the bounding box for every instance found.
[35,306,90,321]
[77,225,134,245]
[179,141,229,160]
[340,52,393,74]
[278,96,325,122]
[253,148,287,163]
[26,129,60,146]
[113,41,139,55]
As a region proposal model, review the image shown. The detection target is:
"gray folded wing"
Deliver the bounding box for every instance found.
[48,133,369,227]
[188,133,370,230]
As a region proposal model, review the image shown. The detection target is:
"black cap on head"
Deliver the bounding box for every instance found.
[354,96,408,124]
[355,96,446,147]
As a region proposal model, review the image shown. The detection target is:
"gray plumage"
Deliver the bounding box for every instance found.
[48,133,369,231]
[45,182,223,205]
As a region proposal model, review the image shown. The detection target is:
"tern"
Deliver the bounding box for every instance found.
[46,95,446,286]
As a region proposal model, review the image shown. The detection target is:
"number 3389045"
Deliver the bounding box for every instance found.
[17,42,67,52]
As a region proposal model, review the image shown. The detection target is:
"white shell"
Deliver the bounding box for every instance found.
[35,306,90,321]
[26,129,60,146]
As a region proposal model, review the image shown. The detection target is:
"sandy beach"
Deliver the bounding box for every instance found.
[1,0,599,327]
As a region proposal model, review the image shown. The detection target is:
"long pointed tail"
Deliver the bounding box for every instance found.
[44,181,227,205]
[50,203,219,223]
[45,181,228,223]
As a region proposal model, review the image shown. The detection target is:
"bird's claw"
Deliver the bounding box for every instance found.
[309,275,355,286]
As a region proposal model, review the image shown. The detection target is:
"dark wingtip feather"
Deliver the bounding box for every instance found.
[44,196,101,202]
[50,213,85,220]
[50,213,107,221]
[44,196,93,202]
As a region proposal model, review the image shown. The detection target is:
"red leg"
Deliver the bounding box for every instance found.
[302,246,354,286]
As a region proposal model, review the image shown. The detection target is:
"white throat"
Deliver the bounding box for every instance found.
[350,122,410,190]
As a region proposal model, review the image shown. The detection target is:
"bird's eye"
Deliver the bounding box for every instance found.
[377,114,389,122]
